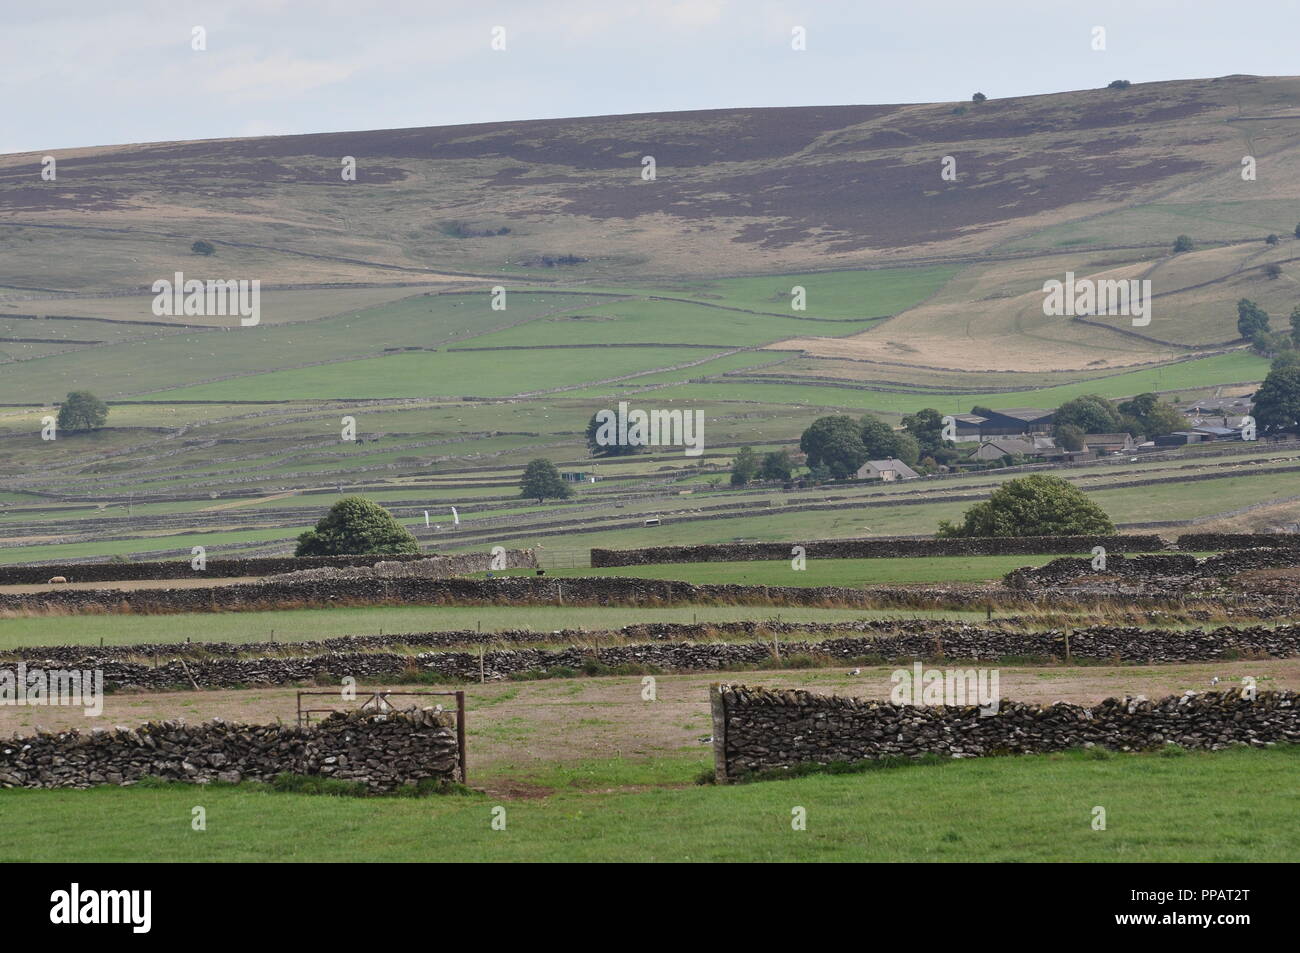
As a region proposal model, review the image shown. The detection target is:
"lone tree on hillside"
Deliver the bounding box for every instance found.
[1173,234,1194,253]
[56,391,108,433]
[585,412,639,456]
[971,92,987,103]
[938,474,1115,538]
[519,458,571,503]
[191,240,216,256]
[295,496,419,556]
[1236,298,1270,341]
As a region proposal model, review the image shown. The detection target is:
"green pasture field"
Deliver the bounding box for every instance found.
[2,745,1293,862]
[550,265,962,318]
[142,345,730,401]
[0,605,977,649]
[646,351,1270,416]
[456,298,881,350]
[0,291,602,403]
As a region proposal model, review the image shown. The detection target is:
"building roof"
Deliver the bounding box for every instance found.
[952,413,988,424]
[990,408,1053,421]
[1083,433,1133,444]
[1190,425,1237,436]
[979,437,1035,456]
[860,458,920,479]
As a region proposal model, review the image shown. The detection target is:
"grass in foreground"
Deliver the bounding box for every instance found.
[0,746,1293,862]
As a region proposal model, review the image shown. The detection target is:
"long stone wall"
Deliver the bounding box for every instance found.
[1005,547,1300,588]
[12,623,1299,691]
[1177,533,1300,551]
[0,552,429,585]
[712,685,1299,780]
[0,707,460,791]
[591,535,1169,567]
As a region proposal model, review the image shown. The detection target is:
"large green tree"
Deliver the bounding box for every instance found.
[519,458,572,502]
[1236,298,1270,341]
[1253,364,1300,435]
[731,446,760,486]
[938,474,1115,537]
[1054,394,1120,435]
[1289,304,1300,350]
[1117,392,1184,438]
[758,449,794,482]
[56,391,108,433]
[799,415,867,479]
[295,497,420,556]
[585,412,639,456]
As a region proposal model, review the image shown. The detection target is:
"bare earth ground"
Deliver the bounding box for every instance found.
[3,660,1294,794]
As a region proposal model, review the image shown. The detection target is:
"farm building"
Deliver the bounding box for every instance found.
[855,458,920,481]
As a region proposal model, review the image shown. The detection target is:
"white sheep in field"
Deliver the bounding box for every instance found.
[47,576,68,584]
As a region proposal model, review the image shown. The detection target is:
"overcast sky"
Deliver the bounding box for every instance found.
[3,0,1293,155]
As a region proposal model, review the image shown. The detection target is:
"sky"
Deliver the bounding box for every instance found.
[2,0,1294,155]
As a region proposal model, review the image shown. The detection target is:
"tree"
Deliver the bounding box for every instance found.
[1237,298,1270,341]
[937,474,1115,538]
[56,391,108,432]
[1055,423,1086,451]
[1290,305,1300,350]
[799,415,867,479]
[519,458,571,503]
[1266,263,1283,279]
[971,92,987,103]
[1117,392,1184,438]
[1107,79,1131,89]
[1173,235,1193,253]
[970,405,997,418]
[759,449,794,482]
[1295,223,1300,240]
[893,432,921,467]
[901,407,946,451]
[1266,233,1280,246]
[859,414,901,459]
[191,240,215,256]
[1054,394,1120,435]
[585,412,638,456]
[730,446,760,486]
[295,496,420,556]
[1252,364,1300,435]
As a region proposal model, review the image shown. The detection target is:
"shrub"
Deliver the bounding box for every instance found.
[191,240,215,256]
[294,496,420,556]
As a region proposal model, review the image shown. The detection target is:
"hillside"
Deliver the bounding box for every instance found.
[1,75,1298,562]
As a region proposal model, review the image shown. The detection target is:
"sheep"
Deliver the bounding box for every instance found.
[47,576,68,584]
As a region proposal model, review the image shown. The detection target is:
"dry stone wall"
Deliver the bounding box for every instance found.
[0,553,429,585]
[1177,533,1300,551]
[592,535,1168,567]
[1006,548,1300,588]
[13,623,1299,691]
[713,685,1299,780]
[0,707,459,791]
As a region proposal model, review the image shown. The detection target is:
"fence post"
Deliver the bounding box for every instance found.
[710,684,729,783]
[455,690,467,784]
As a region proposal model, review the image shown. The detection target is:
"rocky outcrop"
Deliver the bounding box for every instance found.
[0,706,459,791]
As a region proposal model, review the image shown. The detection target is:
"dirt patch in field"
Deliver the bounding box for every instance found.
[3,660,1294,794]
